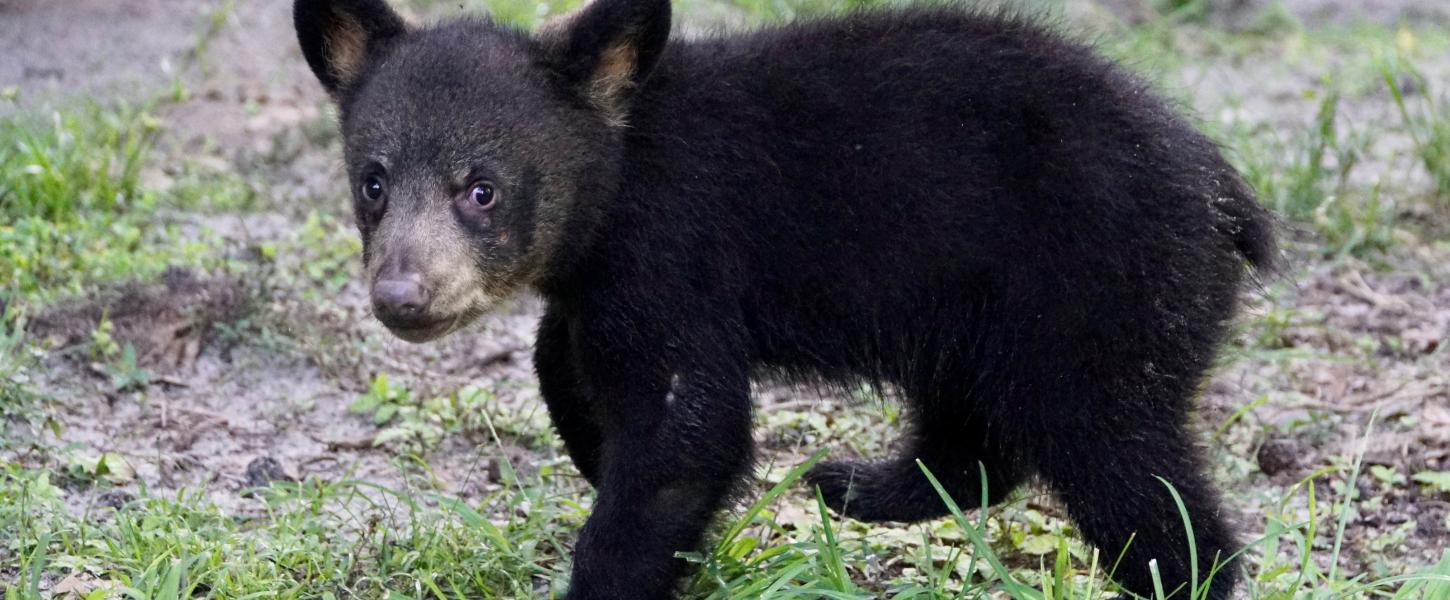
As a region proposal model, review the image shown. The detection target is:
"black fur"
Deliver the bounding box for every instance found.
[297,1,1277,598]
[294,0,409,95]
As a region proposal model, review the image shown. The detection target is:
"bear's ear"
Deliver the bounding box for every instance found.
[537,0,671,125]
[295,0,410,98]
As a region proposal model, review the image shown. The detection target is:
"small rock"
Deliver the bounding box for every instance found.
[1257,437,1300,476]
[485,458,503,483]
[1416,507,1448,537]
[95,489,135,510]
[243,456,296,490]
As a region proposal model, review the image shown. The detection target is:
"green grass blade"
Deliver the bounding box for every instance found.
[917,460,1041,599]
[1154,476,1199,598]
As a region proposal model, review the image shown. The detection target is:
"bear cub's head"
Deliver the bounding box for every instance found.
[295,0,670,342]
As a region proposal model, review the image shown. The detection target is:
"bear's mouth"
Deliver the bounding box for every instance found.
[379,314,456,343]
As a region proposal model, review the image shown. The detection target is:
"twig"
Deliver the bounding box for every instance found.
[173,415,228,451]
[155,375,191,388]
[478,344,526,368]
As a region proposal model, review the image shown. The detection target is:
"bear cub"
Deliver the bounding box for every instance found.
[295,0,1275,597]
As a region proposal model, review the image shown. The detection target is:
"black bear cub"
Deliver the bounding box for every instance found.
[296,0,1275,597]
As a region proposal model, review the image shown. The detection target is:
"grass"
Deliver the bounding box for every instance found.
[0,465,584,599]
[0,309,53,456]
[0,105,219,305]
[0,106,152,221]
[4,423,1450,599]
[3,1,1450,598]
[1384,59,1450,204]
[1102,18,1450,259]
[349,374,554,453]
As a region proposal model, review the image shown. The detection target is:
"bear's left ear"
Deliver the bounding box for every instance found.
[295,0,411,99]
[537,0,672,125]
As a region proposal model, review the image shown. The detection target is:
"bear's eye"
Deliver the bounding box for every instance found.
[470,181,496,209]
[362,175,386,202]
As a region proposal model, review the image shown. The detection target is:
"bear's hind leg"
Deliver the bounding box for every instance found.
[1036,425,1240,599]
[806,394,1023,523]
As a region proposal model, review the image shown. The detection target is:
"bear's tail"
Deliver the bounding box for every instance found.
[1216,175,1279,273]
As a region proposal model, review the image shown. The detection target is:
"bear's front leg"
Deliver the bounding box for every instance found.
[535,306,606,487]
[562,312,754,600]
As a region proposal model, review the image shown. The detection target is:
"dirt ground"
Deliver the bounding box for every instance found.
[3,0,1449,590]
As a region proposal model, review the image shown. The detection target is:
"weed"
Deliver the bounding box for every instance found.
[0,105,155,221]
[167,166,260,212]
[351,374,553,452]
[0,457,583,598]
[0,310,32,396]
[1237,84,1359,220]
[1412,471,1450,495]
[0,310,46,452]
[0,106,218,304]
[406,0,583,28]
[102,344,154,394]
[63,451,137,486]
[88,312,120,360]
[258,211,362,296]
[1383,58,1450,203]
[1215,72,1403,258]
[1314,181,1400,259]
[1150,0,1209,22]
[5,400,1450,598]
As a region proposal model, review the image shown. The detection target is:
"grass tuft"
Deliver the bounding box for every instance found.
[0,106,218,304]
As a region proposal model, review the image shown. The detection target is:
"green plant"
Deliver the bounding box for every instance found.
[168,166,259,212]
[1242,85,1362,220]
[0,463,584,599]
[1384,60,1450,203]
[0,106,155,221]
[351,373,412,425]
[64,451,137,485]
[406,0,582,28]
[89,312,121,360]
[1314,180,1399,259]
[0,308,30,391]
[1412,471,1450,495]
[103,344,154,394]
[0,308,54,452]
[0,106,218,304]
[1150,0,1209,22]
[259,211,362,295]
[1220,74,1401,258]
[350,375,544,452]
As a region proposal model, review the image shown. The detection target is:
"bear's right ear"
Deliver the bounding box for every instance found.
[536,0,671,126]
[295,0,410,98]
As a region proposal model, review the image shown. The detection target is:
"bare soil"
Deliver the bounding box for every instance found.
[3,0,1448,586]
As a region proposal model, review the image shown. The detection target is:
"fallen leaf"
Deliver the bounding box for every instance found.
[50,572,118,597]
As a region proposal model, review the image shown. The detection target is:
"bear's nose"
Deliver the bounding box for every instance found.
[372,277,431,319]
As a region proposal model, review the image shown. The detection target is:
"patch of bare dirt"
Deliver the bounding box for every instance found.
[26,278,548,516]
[4,0,1450,585]
[1082,0,1450,26]
[0,0,217,115]
[29,267,252,370]
[1205,243,1450,573]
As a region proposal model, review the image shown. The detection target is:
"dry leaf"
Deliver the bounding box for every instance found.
[50,572,118,597]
